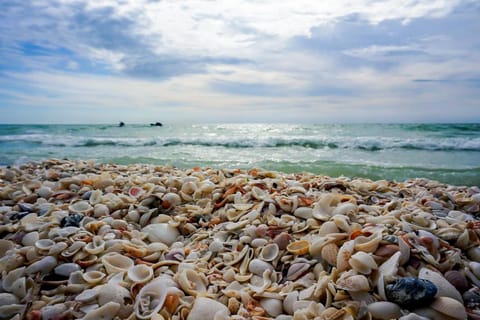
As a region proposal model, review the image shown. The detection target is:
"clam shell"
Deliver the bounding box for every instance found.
[249,259,274,276]
[84,236,105,255]
[176,269,208,296]
[286,262,310,281]
[259,298,283,317]
[0,240,14,256]
[336,274,370,292]
[54,263,81,277]
[321,243,339,266]
[259,243,279,262]
[294,207,313,219]
[134,277,180,319]
[82,270,106,285]
[418,268,463,303]
[101,252,134,274]
[286,240,310,255]
[349,251,377,274]
[318,221,339,237]
[82,301,120,320]
[186,297,230,320]
[34,239,55,251]
[142,223,179,246]
[336,240,355,272]
[367,301,401,320]
[354,232,381,253]
[128,264,154,284]
[69,200,93,213]
[429,296,467,320]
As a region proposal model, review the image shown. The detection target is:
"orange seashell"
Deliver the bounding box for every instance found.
[248,169,258,177]
[193,166,200,171]
[286,240,310,255]
[162,200,171,209]
[123,243,148,258]
[298,196,314,206]
[164,293,180,314]
[321,243,339,266]
[81,179,94,186]
[350,230,363,240]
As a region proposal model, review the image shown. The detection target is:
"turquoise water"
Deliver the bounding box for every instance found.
[1,123,479,186]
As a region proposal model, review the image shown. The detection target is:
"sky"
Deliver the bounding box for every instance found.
[0,0,479,124]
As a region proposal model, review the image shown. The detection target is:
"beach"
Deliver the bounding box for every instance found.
[1,159,479,319]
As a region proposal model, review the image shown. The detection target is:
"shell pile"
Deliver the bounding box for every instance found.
[1,159,480,320]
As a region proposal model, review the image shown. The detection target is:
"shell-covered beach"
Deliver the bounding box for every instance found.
[1,159,480,320]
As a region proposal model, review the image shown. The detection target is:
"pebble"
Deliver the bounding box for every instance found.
[385,277,437,308]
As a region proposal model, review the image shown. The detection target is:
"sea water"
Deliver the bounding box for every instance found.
[1,123,479,186]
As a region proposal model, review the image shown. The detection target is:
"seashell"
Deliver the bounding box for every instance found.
[2,267,25,292]
[0,292,19,306]
[69,200,93,213]
[0,304,26,319]
[93,203,110,217]
[251,186,267,200]
[82,270,106,285]
[468,246,480,262]
[89,189,103,205]
[11,277,30,298]
[309,236,334,257]
[54,263,81,277]
[470,261,480,278]
[98,281,131,307]
[320,307,346,320]
[336,274,370,292]
[128,264,154,284]
[385,277,437,308]
[22,231,39,247]
[186,297,230,320]
[367,301,401,320]
[249,259,274,276]
[37,186,53,198]
[84,236,105,255]
[82,301,121,320]
[142,223,179,246]
[429,296,467,320]
[259,243,279,261]
[286,240,310,255]
[162,192,182,208]
[251,238,268,248]
[60,213,83,228]
[294,207,313,219]
[354,232,381,253]
[321,243,339,266]
[40,304,67,320]
[286,262,310,281]
[398,314,430,320]
[259,298,283,317]
[123,243,148,258]
[332,202,356,216]
[337,240,355,272]
[25,256,57,274]
[101,252,134,274]
[61,241,85,258]
[418,267,463,303]
[176,269,208,296]
[273,232,291,250]
[135,277,180,319]
[75,288,99,303]
[318,221,339,236]
[349,251,377,274]
[444,270,469,293]
[129,186,144,198]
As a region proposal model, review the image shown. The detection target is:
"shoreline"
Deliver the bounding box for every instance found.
[0,159,479,319]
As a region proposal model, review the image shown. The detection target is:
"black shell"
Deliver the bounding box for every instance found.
[60,213,83,228]
[385,277,437,308]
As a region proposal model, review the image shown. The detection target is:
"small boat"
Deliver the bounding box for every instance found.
[150,122,163,127]
[119,121,125,127]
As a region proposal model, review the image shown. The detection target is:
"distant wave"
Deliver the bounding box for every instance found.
[1,134,480,151]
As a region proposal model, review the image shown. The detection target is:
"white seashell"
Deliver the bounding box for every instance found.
[470,261,480,278]
[318,221,339,237]
[93,203,110,217]
[48,242,68,256]
[22,231,39,247]
[286,263,310,281]
[34,238,55,251]
[25,256,57,274]
[429,296,467,320]
[468,246,480,262]
[283,290,299,315]
[37,186,53,198]
[142,223,179,246]
[98,282,131,307]
[378,251,401,277]
[69,200,93,213]
[81,301,121,320]
[0,304,26,319]
[75,288,99,303]
[101,252,134,274]
[186,297,230,320]
[398,314,430,320]
[162,192,182,206]
[418,268,463,303]
[176,269,208,296]
[82,271,106,285]
[349,251,377,274]
[128,264,154,284]
[249,259,274,276]
[337,240,355,272]
[367,301,401,320]
[11,277,28,298]
[84,236,105,255]
[260,298,283,317]
[294,207,313,219]
[332,202,356,216]
[336,274,370,292]
[2,267,25,291]
[259,243,279,262]
[251,238,268,248]
[251,186,267,200]
[0,292,19,306]
[134,277,180,319]
[89,189,103,205]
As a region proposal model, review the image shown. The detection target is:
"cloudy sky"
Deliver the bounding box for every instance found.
[0,0,479,124]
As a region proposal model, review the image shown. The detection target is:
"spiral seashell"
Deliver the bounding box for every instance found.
[258,243,279,262]
[349,251,377,274]
[286,240,310,255]
[128,264,153,284]
[176,268,208,296]
[101,252,134,274]
[134,277,180,319]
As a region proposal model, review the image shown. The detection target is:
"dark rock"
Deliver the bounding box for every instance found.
[385,277,437,308]
[60,213,83,228]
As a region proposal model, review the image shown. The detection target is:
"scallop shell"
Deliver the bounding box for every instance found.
[259,243,280,262]
[286,240,310,255]
[349,251,377,274]
[321,243,339,266]
[101,252,134,274]
[128,264,154,284]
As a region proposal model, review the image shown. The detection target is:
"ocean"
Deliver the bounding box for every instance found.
[1,123,479,186]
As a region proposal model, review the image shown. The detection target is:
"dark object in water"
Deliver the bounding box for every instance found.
[60,213,83,228]
[150,122,163,127]
[385,277,437,308]
[119,121,125,127]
